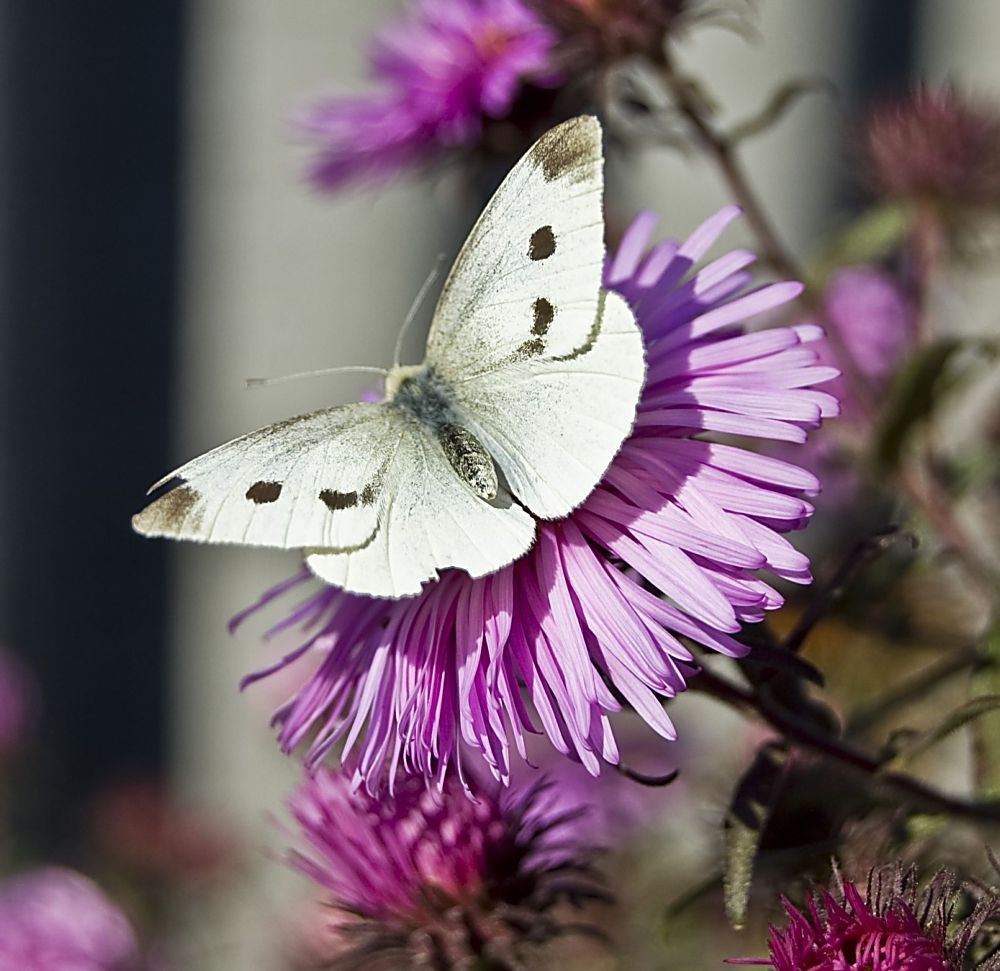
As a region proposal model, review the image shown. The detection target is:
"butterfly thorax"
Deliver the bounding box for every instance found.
[385,365,499,502]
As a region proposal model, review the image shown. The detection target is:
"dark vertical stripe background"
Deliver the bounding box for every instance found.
[0,2,184,842]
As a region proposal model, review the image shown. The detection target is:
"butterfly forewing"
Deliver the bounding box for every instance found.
[426,116,607,375]
[133,404,395,553]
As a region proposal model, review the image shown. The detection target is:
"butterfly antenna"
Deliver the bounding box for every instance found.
[245,365,388,389]
[393,254,446,369]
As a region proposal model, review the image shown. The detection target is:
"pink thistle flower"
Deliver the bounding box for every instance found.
[287,766,605,969]
[865,85,1000,213]
[729,864,1000,971]
[821,266,914,385]
[300,0,561,190]
[0,867,140,971]
[236,207,838,791]
[530,0,691,62]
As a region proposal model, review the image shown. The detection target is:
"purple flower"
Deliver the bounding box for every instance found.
[822,266,914,384]
[300,0,561,189]
[728,864,1000,971]
[287,766,604,969]
[866,85,1000,211]
[0,868,140,971]
[236,207,838,791]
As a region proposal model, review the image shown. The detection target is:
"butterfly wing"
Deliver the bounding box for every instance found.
[306,421,534,597]
[426,115,646,518]
[448,289,644,519]
[133,403,534,598]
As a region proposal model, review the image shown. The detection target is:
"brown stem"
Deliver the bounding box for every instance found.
[654,55,998,598]
[846,644,987,737]
[694,667,1000,823]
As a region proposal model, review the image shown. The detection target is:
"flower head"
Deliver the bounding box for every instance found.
[287,766,604,969]
[530,0,689,62]
[237,207,838,791]
[300,0,561,189]
[865,85,1000,215]
[0,867,140,971]
[729,864,1000,971]
[821,266,914,384]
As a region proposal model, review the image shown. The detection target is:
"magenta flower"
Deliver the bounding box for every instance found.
[288,766,604,969]
[300,0,561,189]
[729,865,1000,971]
[822,266,914,384]
[0,867,140,971]
[236,207,838,791]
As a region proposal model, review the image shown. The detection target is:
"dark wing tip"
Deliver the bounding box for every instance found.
[529,115,602,184]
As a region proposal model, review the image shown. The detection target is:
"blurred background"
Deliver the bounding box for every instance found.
[2,1,999,967]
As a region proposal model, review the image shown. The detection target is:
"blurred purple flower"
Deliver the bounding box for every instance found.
[0,649,36,758]
[822,266,914,385]
[288,766,603,969]
[729,864,1000,971]
[866,84,1000,213]
[236,207,838,791]
[0,867,140,971]
[300,0,561,189]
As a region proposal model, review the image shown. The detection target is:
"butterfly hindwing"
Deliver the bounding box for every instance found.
[306,423,534,597]
[450,289,645,519]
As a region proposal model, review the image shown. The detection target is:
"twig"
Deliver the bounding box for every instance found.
[693,667,1000,823]
[846,644,987,737]
[653,54,997,600]
[781,526,912,655]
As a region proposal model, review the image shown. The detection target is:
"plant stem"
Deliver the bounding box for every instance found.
[694,666,1000,823]
[655,56,998,597]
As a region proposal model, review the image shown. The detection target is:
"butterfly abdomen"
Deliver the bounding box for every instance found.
[388,366,498,501]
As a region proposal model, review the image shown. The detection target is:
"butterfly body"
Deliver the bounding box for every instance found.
[386,364,499,501]
[134,116,646,598]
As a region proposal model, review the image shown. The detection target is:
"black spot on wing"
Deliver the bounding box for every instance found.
[516,337,546,357]
[246,480,282,504]
[133,483,202,535]
[319,489,358,511]
[361,483,379,506]
[528,226,556,261]
[532,298,554,336]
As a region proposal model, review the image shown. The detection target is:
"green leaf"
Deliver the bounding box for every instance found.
[809,204,911,282]
[872,338,997,474]
[727,77,835,146]
[723,743,788,929]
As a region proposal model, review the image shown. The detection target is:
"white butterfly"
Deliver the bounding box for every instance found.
[133,116,645,598]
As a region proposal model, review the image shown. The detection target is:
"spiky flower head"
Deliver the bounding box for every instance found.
[288,767,606,970]
[730,864,1000,971]
[237,207,837,792]
[0,867,140,971]
[865,86,1000,221]
[300,0,561,189]
[528,0,689,62]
